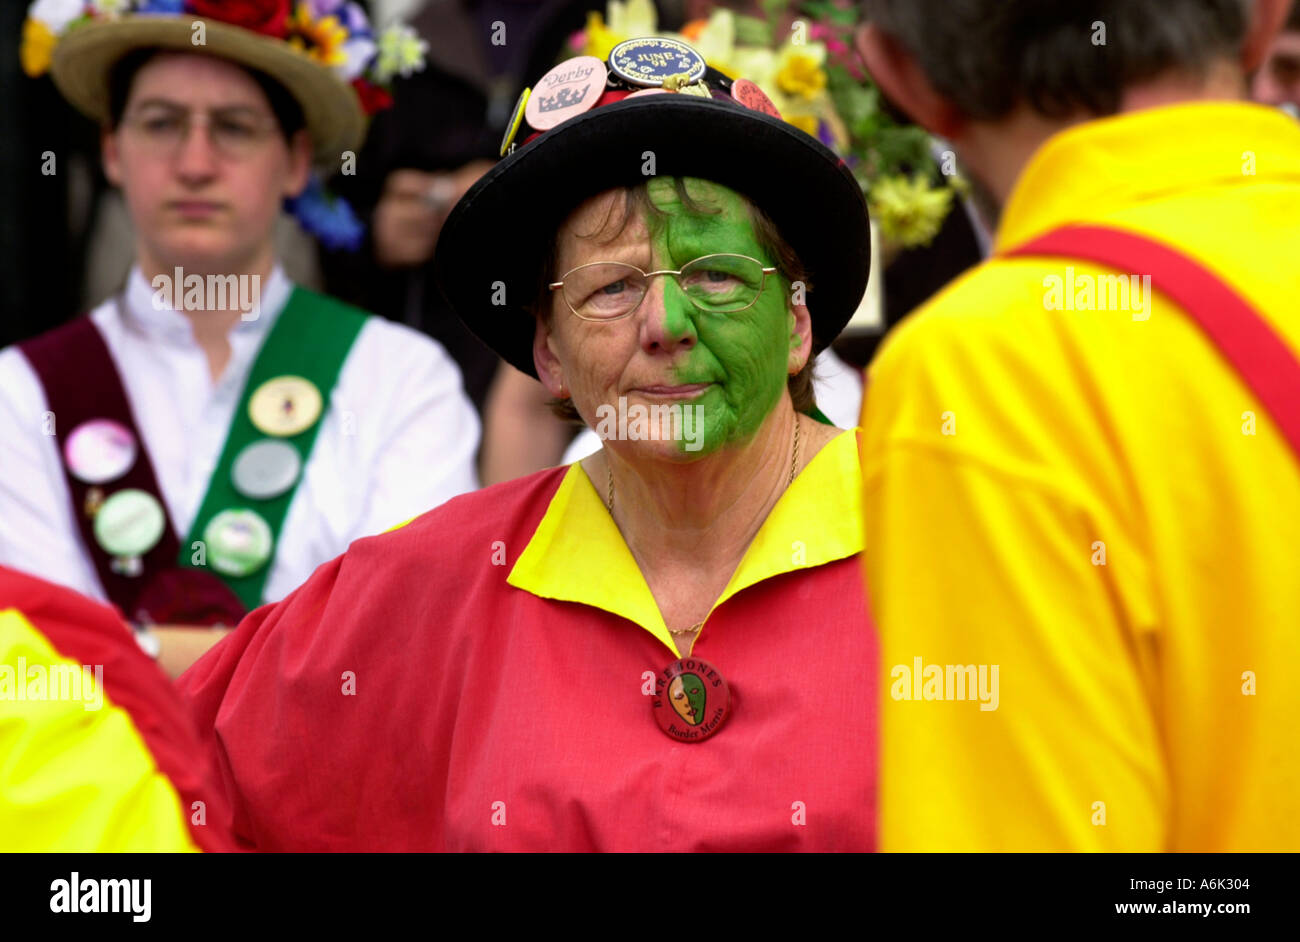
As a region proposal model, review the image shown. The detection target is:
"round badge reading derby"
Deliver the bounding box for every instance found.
[203,508,273,577]
[248,375,322,438]
[500,86,530,155]
[609,37,706,88]
[524,56,607,131]
[93,489,165,557]
[651,657,731,743]
[231,439,302,500]
[64,419,137,484]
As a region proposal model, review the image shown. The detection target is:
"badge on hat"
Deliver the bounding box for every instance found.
[651,656,731,743]
[203,508,274,578]
[501,86,531,155]
[730,78,782,119]
[609,37,706,88]
[249,375,322,438]
[231,439,302,500]
[525,56,608,131]
[94,488,166,578]
[64,418,137,484]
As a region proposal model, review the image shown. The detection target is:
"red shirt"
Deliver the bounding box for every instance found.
[179,431,877,850]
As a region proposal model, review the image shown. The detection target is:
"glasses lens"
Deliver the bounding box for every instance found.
[210,114,266,158]
[563,263,647,319]
[680,255,765,312]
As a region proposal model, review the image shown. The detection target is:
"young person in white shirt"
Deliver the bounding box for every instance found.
[2,5,480,675]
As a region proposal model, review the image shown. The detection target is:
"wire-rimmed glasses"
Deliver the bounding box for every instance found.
[548,253,779,321]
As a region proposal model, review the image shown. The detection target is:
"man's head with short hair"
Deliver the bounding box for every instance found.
[856,0,1295,205]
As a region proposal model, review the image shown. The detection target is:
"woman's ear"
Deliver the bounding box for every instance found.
[533,315,567,397]
[787,299,814,375]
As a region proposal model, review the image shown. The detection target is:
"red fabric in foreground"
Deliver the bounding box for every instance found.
[179,468,879,851]
[0,566,238,852]
[1005,224,1300,459]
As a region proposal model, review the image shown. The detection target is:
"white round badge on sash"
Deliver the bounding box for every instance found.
[64,419,137,484]
[231,439,302,500]
[203,508,274,578]
[248,375,322,438]
[93,489,165,558]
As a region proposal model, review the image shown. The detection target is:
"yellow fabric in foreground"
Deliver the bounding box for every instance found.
[861,102,1300,850]
[0,609,200,852]
[510,428,864,656]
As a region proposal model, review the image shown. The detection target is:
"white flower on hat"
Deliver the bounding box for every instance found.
[27,0,85,34]
[372,23,428,83]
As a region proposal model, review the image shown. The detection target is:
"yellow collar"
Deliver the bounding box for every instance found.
[996,101,1300,252]
[508,428,863,654]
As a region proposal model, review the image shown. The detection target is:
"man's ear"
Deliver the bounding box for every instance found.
[283,129,314,199]
[1242,0,1293,72]
[533,315,567,396]
[787,300,814,375]
[854,22,964,140]
[102,126,123,187]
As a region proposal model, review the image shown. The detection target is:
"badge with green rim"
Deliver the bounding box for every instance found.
[204,508,274,578]
[609,37,706,88]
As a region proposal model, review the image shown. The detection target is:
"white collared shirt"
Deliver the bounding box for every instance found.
[0,265,481,609]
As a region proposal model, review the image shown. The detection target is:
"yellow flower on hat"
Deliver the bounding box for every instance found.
[581,11,621,61]
[868,174,956,249]
[287,2,348,68]
[20,17,57,78]
[606,0,656,39]
[775,50,826,101]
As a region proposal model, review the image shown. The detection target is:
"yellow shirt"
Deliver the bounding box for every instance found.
[860,101,1300,851]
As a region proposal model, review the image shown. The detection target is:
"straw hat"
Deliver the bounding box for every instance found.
[48,14,364,166]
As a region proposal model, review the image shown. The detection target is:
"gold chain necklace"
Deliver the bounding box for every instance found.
[606,417,802,639]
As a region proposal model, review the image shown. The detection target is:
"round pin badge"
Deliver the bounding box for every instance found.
[64,419,137,484]
[500,86,531,155]
[231,439,302,500]
[609,37,706,88]
[651,656,731,743]
[730,78,781,118]
[203,508,273,578]
[525,56,607,131]
[248,375,322,438]
[93,489,165,557]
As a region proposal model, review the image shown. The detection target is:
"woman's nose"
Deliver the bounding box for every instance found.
[638,277,697,355]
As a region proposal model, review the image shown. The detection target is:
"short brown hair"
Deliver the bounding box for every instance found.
[535,179,818,423]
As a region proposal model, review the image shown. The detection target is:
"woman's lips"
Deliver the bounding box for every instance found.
[633,383,712,399]
[169,201,223,218]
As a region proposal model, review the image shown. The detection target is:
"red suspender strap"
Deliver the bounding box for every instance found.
[1004,225,1300,459]
[18,316,246,625]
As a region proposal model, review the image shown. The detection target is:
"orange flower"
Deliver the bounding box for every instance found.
[20,17,57,78]
[286,2,348,67]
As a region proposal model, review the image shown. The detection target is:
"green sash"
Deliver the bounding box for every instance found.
[178,286,368,609]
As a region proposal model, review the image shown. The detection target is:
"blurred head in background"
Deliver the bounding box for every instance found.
[855,0,1295,209]
[1251,2,1300,110]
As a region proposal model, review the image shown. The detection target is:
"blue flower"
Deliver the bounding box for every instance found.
[138,0,185,12]
[285,175,364,251]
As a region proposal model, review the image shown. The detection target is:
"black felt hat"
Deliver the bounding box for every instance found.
[433,55,872,379]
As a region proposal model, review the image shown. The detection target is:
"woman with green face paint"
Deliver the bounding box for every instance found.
[180,42,882,852]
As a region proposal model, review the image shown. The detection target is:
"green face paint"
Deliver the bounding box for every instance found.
[669,672,708,726]
[641,177,796,455]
